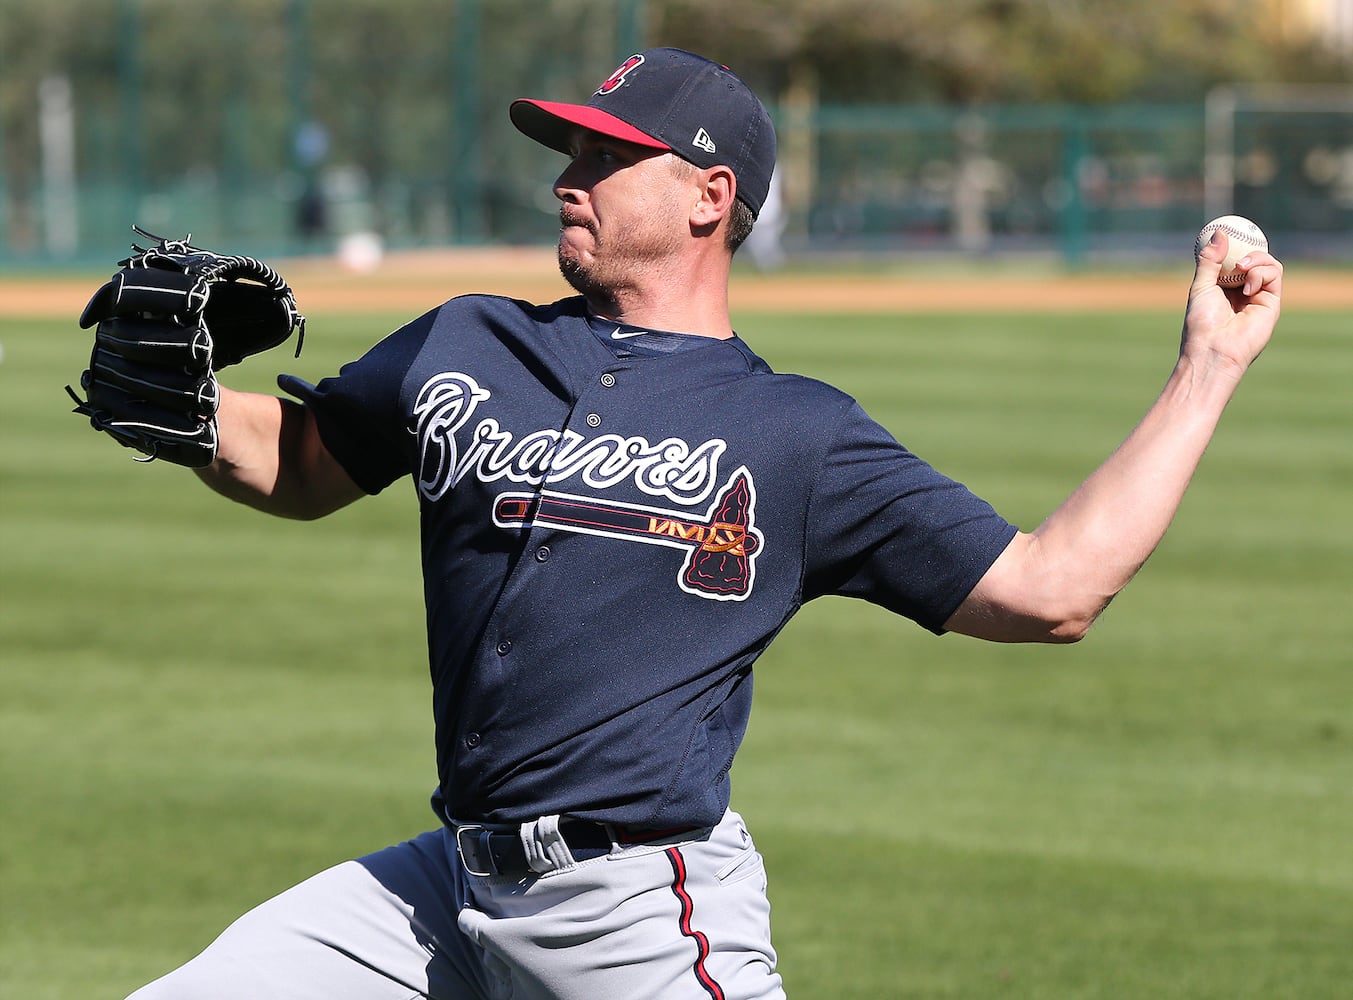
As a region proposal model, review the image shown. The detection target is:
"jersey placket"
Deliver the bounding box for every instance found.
[447,363,629,809]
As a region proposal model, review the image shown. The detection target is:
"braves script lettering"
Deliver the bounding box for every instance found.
[413,373,492,502]
[414,372,728,506]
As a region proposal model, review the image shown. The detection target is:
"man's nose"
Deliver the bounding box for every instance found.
[553,160,590,203]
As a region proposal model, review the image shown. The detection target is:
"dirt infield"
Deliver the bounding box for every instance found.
[3,246,1348,319]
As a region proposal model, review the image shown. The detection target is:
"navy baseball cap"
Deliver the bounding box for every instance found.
[510,48,777,217]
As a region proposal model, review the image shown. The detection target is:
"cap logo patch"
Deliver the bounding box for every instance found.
[692,128,717,154]
[595,54,644,96]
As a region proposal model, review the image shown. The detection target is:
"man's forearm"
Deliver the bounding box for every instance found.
[196,387,364,520]
[1021,354,1239,635]
[946,233,1281,644]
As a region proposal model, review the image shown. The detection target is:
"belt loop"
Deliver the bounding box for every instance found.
[520,815,575,874]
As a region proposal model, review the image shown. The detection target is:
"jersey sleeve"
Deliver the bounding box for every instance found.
[276,309,437,495]
[803,400,1018,633]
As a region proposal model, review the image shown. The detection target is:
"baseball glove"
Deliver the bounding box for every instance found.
[67,227,305,468]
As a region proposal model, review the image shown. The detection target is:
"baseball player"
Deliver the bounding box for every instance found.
[117,47,1282,1000]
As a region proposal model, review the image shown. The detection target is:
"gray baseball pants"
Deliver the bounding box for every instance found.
[125,809,784,999]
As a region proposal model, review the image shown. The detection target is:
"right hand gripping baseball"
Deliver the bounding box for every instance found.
[1181,229,1283,385]
[67,227,305,469]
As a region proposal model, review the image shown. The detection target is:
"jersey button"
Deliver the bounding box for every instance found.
[535,546,551,562]
[496,639,512,656]
[600,372,616,388]
[465,732,482,749]
[585,413,602,428]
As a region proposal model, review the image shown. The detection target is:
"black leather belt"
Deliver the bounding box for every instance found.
[454,821,613,878]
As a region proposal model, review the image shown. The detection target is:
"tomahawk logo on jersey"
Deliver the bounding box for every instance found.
[493,471,761,600]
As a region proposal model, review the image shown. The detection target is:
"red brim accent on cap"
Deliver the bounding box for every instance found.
[510,99,672,155]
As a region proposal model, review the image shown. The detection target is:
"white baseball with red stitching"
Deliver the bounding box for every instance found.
[1194,215,1268,287]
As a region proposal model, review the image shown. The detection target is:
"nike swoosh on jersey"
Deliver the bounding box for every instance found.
[610,328,647,340]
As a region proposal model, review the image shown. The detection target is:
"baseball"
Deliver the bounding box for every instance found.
[1194,215,1268,287]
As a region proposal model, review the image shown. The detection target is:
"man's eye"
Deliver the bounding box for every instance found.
[566,142,626,168]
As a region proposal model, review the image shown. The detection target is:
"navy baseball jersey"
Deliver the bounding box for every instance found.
[279,294,1016,831]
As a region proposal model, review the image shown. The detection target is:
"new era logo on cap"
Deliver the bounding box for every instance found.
[692,128,717,154]
[509,48,777,217]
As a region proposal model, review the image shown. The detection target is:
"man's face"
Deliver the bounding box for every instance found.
[553,131,694,300]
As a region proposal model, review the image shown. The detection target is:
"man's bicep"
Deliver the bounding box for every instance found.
[281,400,368,518]
[203,390,367,520]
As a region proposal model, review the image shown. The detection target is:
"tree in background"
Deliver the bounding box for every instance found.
[653,0,1350,104]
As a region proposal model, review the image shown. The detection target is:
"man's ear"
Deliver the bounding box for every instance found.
[691,165,737,229]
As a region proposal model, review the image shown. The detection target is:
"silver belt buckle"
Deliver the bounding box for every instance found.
[454,824,494,877]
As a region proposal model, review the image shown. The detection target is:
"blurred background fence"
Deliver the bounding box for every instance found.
[3,0,1350,270]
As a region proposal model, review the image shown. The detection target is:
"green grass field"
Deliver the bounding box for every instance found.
[2,298,1350,998]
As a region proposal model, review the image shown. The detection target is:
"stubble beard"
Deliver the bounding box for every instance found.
[557,242,597,298]
[557,210,606,300]
[557,204,684,307]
